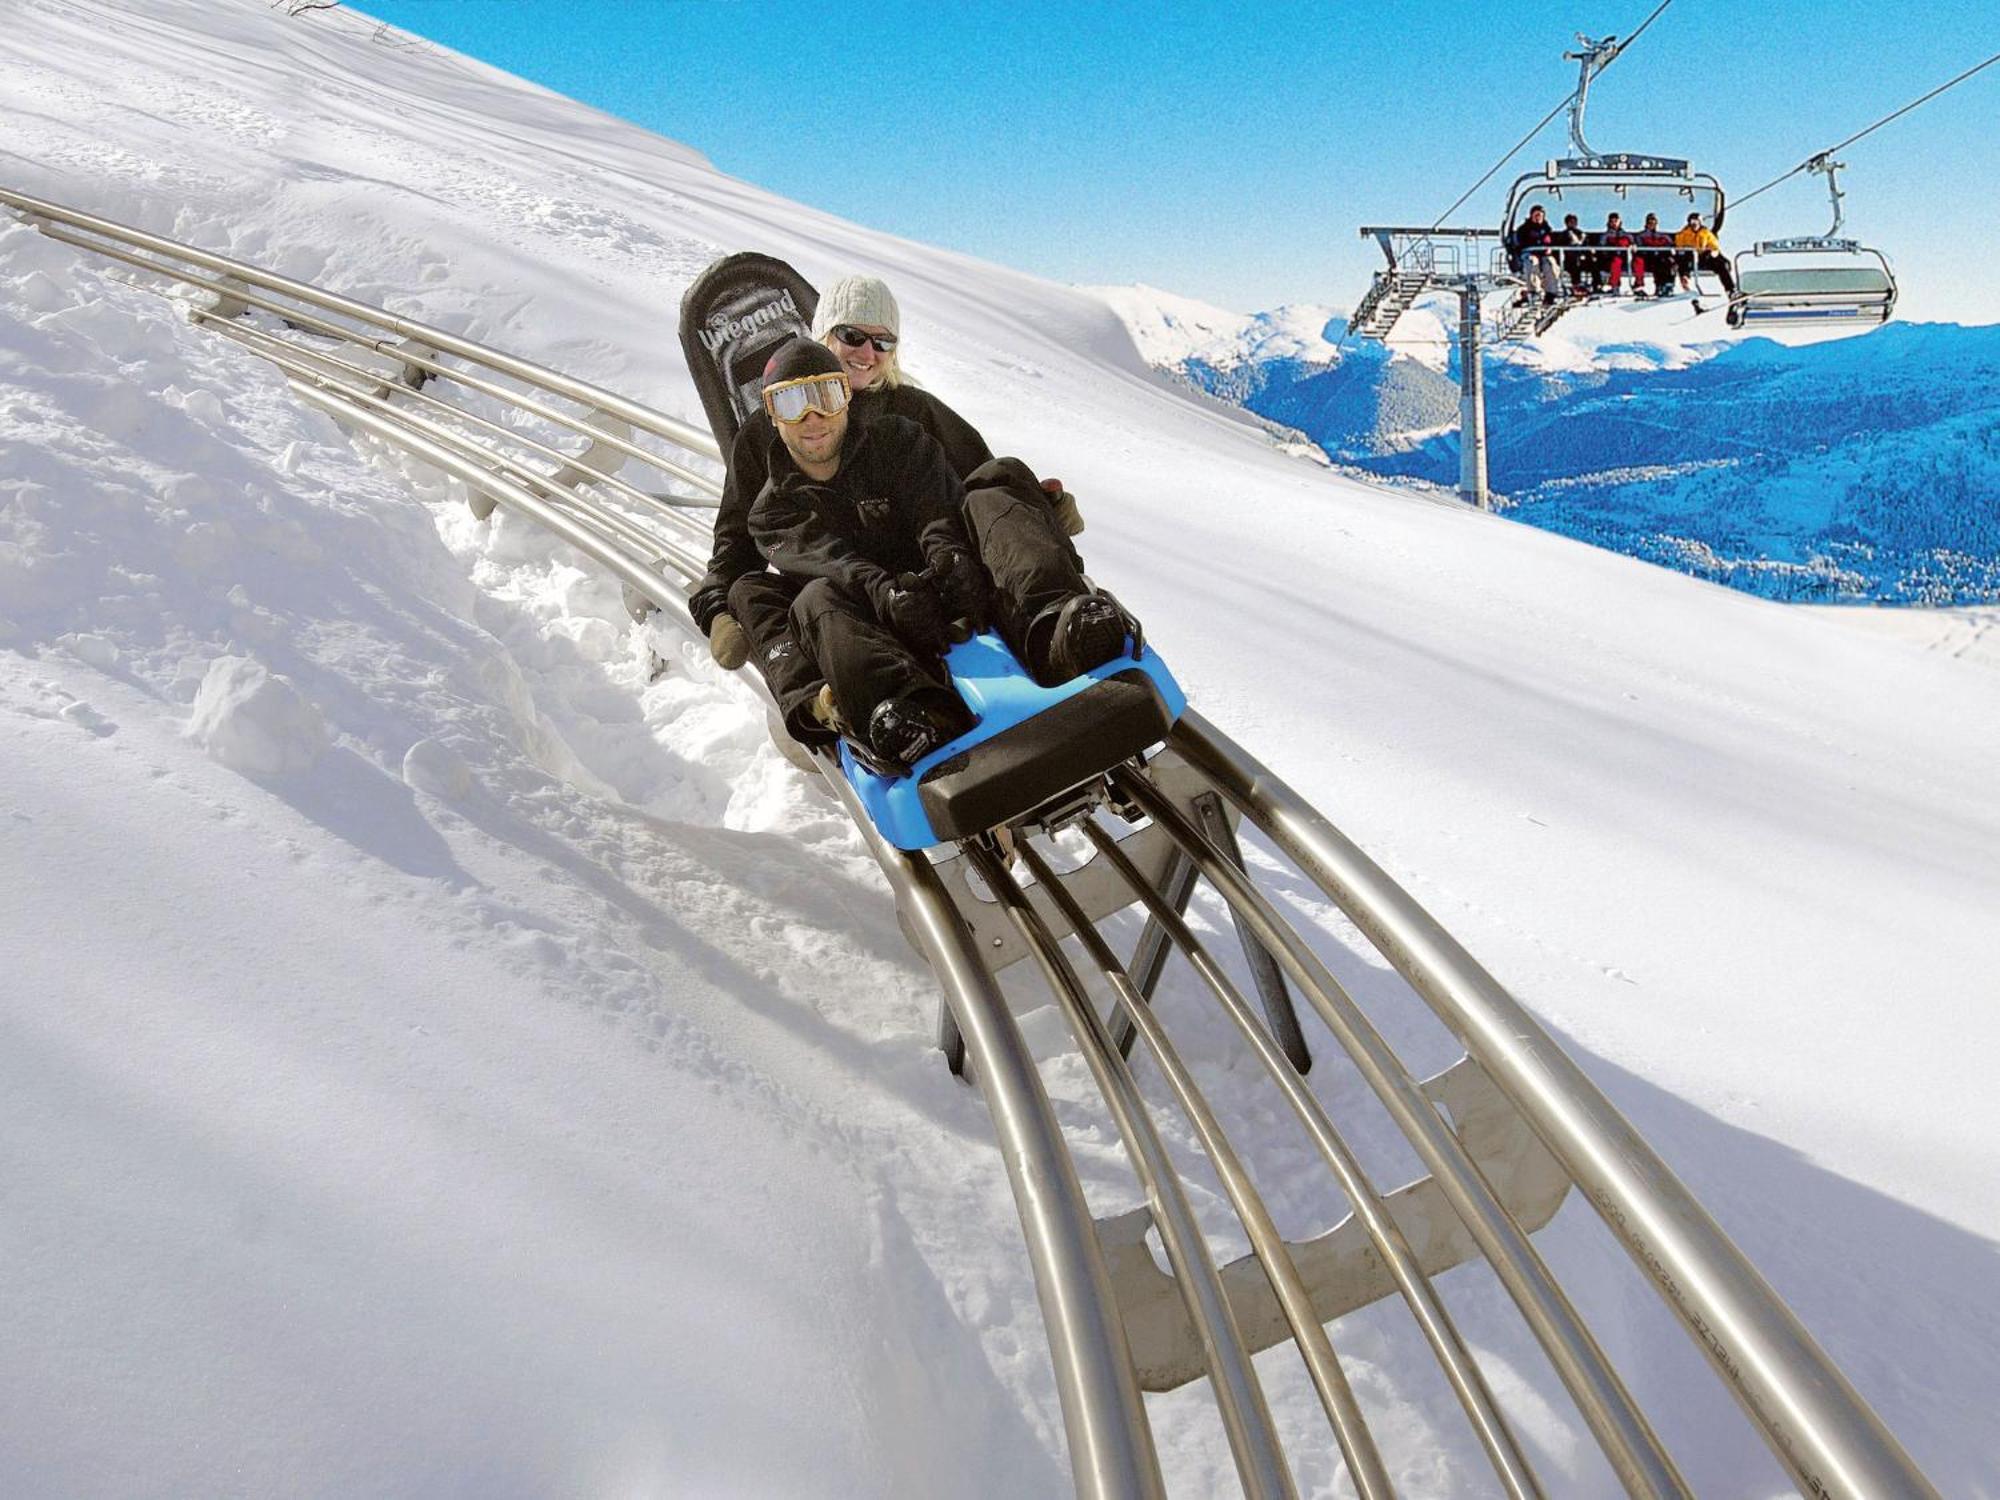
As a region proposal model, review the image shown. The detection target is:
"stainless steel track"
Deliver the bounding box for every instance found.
[1169,715,1941,1500]
[1013,837,1395,1500]
[6,186,1938,1500]
[1076,821,1541,1500]
[969,840,1297,1500]
[1113,765,1690,1499]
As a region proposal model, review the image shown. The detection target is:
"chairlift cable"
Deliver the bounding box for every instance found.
[1423,0,1678,233]
[1730,48,2000,209]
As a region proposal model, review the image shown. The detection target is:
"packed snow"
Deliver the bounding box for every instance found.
[3,1,1997,1496]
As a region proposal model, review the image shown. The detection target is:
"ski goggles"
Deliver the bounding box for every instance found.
[762,371,851,424]
[829,324,899,354]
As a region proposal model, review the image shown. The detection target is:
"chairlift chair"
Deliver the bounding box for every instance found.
[1500,36,1727,289]
[1728,155,1897,328]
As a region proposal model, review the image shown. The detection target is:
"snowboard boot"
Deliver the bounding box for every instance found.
[1028,591,1135,686]
[865,694,975,774]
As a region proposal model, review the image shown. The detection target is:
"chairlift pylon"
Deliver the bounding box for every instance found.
[1728,155,1897,328]
[1500,34,1727,243]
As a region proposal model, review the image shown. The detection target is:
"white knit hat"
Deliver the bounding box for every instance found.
[811,275,900,340]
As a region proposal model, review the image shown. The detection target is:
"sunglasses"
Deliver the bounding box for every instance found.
[763,372,850,425]
[829,324,898,354]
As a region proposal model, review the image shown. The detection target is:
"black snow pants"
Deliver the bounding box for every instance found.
[790,577,959,738]
[960,456,1091,671]
[727,572,830,744]
[780,457,1091,741]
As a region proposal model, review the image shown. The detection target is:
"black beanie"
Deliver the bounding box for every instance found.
[762,336,842,386]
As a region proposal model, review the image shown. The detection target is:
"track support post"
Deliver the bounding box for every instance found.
[1191,792,1312,1072]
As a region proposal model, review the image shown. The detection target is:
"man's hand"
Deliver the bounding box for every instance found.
[928,548,987,641]
[879,574,951,655]
[708,613,750,669]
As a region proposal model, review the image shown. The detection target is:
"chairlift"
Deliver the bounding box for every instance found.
[1728,155,1897,328]
[1501,36,1727,247]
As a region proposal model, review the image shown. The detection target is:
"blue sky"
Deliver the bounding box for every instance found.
[355,2,1999,323]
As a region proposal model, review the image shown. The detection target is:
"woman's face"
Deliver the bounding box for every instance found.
[825,323,895,391]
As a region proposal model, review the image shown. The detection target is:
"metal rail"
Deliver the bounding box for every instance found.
[1114,764,1690,1499]
[201,313,714,551]
[10,188,1938,1500]
[821,784,1167,1500]
[1171,714,1939,1500]
[0,185,726,485]
[1078,822,1542,1500]
[969,840,1296,1500]
[1015,838,1395,1500]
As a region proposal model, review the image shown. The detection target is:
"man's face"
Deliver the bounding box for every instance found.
[1607,215,1623,231]
[778,404,848,471]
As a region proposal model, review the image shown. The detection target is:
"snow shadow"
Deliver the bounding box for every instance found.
[1307,1017,2000,1499]
[258,743,474,889]
[421,780,992,1137]
[1531,1034,2000,1498]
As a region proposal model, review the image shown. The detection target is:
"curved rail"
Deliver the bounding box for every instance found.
[1078,819,1542,1498]
[1173,714,1938,1500]
[6,186,1938,1500]
[0,185,725,481]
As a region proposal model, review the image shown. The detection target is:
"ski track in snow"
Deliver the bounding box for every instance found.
[4,2,2000,1496]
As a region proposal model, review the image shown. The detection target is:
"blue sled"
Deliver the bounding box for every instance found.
[839,631,1187,851]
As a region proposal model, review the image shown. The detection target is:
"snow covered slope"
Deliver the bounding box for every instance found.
[4,1,1999,1495]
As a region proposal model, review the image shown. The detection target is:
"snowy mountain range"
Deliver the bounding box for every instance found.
[1111,289,2000,604]
[4,2,1998,1496]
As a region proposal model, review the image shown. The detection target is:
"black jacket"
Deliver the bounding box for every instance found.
[690,384,992,630]
[1505,217,1555,267]
[748,415,971,616]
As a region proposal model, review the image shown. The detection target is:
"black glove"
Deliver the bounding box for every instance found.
[878,574,951,655]
[927,548,987,642]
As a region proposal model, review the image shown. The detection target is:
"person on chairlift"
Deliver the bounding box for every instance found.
[1504,203,1563,305]
[1634,213,1677,298]
[744,337,1137,773]
[1595,212,1637,295]
[1675,212,1737,297]
[1555,212,1593,295]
